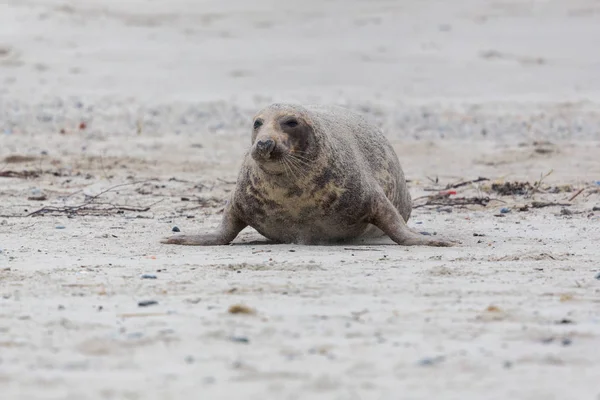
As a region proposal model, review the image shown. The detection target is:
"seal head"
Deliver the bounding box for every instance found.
[250,105,318,176]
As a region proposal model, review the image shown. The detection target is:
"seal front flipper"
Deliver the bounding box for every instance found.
[161,208,247,246]
[369,193,454,247]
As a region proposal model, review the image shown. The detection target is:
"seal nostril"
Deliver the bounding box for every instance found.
[256,139,275,154]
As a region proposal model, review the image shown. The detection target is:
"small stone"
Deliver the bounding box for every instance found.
[593,206,600,211]
[228,304,255,315]
[561,338,572,346]
[420,231,431,236]
[473,233,485,237]
[55,225,66,229]
[556,318,574,325]
[417,356,445,366]
[560,208,573,216]
[138,300,158,307]
[58,305,65,310]
[229,336,249,344]
[594,272,600,280]
[503,361,513,369]
[184,355,195,364]
[500,207,511,214]
[141,274,157,279]
[172,226,180,232]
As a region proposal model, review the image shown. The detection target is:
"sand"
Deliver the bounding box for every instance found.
[1,0,600,399]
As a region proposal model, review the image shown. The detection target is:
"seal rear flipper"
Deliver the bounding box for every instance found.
[369,194,454,247]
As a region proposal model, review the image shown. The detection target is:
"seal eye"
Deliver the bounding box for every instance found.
[253,119,263,130]
[283,118,299,128]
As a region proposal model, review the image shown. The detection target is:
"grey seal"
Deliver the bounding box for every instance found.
[162,103,452,247]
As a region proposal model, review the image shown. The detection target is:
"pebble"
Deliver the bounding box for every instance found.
[229,336,250,344]
[55,225,66,229]
[595,272,600,280]
[417,356,445,366]
[138,300,158,307]
[172,226,180,232]
[127,332,144,340]
[593,206,600,212]
[185,355,195,364]
[141,274,157,279]
[561,338,572,346]
[420,231,432,236]
[556,318,574,325]
[500,207,511,214]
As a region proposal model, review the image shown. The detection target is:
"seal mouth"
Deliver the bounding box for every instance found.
[257,162,285,176]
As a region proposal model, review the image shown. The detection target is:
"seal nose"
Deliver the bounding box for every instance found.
[256,138,275,156]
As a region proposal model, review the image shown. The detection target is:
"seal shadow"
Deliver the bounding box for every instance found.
[231,235,461,247]
[230,236,398,247]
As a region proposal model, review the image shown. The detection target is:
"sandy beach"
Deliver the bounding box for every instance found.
[1,1,600,399]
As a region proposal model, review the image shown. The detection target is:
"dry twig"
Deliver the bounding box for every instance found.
[413,196,494,209]
[530,201,571,209]
[26,180,161,217]
[0,170,40,178]
[446,177,489,189]
[568,188,585,202]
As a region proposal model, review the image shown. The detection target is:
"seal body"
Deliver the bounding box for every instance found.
[162,103,451,247]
